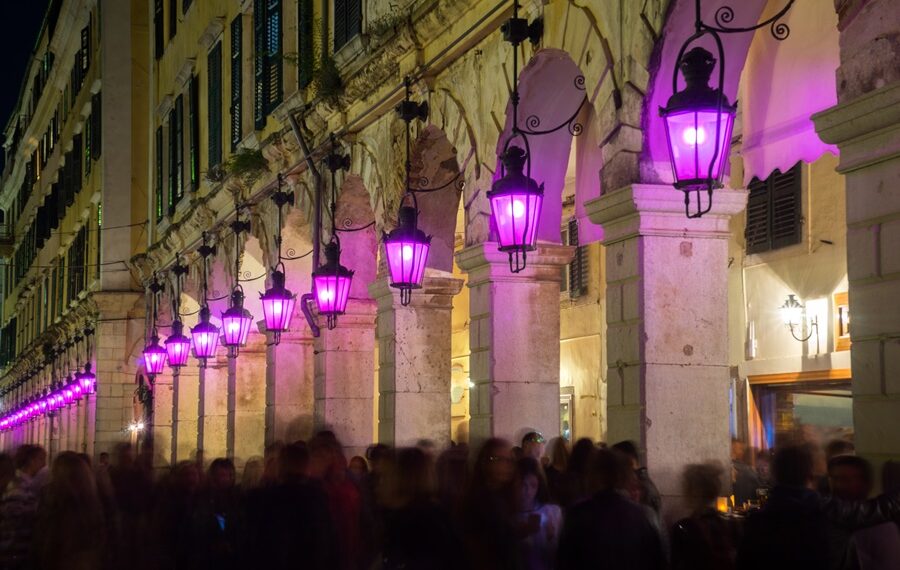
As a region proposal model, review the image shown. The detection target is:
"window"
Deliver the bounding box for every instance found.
[84,115,92,175]
[298,0,314,88]
[96,204,102,279]
[81,18,91,73]
[189,74,200,188]
[230,15,243,150]
[745,162,802,254]
[91,91,102,159]
[156,126,164,222]
[208,42,223,167]
[253,0,282,129]
[183,0,193,13]
[154,0,164,58]
[333,0,362,52]
[169,0,177,39]
[169,96,184,214]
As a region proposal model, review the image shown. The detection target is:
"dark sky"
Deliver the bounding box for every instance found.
[0,1,51,155]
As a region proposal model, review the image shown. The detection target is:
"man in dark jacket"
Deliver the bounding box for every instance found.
[558,448,665,570]
[738,445,900,570]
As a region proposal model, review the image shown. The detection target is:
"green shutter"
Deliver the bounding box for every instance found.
[168,107,177,214]
[156,127,164,222]
[208,42,223,167]
[154,0,164,59]
[254,0,267,129]
[567,218,588,299]
[230,15,243,150]
[189,74,200,188]
[266,0,283,111]
[333,0,347,52]
[91,91,101,159]
[174,94,184,204]
[298,0,314,88]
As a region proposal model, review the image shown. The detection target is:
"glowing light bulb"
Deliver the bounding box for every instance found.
[506,199,526,219]
[683,126,707,146]
[401,244,414,261]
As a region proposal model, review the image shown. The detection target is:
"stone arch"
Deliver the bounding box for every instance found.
[349,139,387,234]
[330,174,378,298]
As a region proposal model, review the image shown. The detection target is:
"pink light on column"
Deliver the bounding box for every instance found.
[191,306,220,361]
[165,320,192,368]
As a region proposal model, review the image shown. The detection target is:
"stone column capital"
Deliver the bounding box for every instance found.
[368,273,464,310]
[585,184,748,245]
[812,80,900,174]
[455,242,575,285]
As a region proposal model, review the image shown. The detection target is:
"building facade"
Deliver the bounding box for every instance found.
[1,0,898,509]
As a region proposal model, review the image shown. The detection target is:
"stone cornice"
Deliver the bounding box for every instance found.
[456,242,575,286]
[174,59,197,87]
[585,185,748,245]
[199,18,226,51]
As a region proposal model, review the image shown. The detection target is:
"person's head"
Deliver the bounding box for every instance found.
[348,456,369,479]
[208,458,236,491]
[682,462,724,514]
[825,439,855,460]
[14,444,47,476]
[378,446,436,509]
[828,455,872,501]
[474,438,515,488]
[731,439,748,463]
[587,448,629,493]
[366,444,392,475]
[241,457,264,489]
[547,437,569,470]
[279,442,311,482]
[98,452,110,467]
[521,431,546,461]
[309,433,344,479]
[49,451,97,502]
[773,444,815,488]
[0,453,14,489]
[612,440,640,471]
[755,450,773,479]
[173,461,202,492]
[569,438,596,475]
[515,457,549,510]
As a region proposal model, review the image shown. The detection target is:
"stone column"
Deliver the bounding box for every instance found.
[586,184,747,506]
[173,367,200,463]
[198,355,229,464]
[152,371,175,468]
[814,80,900,478]
[455,242,573,449]
[92,292,143,460]
[313,299,377,458]
[48,413,60,459]
[369,275,464,448]
[229,331,267,469]
[266,330,315,446]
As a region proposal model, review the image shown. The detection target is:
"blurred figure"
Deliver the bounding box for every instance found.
[243,442,336,569]
[189,458,241,570]
[755,449,773,489]
[521,432,546,463]
[153,461,202,569]
[515,457,562,570]
[348,455,369,484]
[462,438,520,570]
[613,440,662,515]
[852,461,900,570]
[543,438,570,507]
[33,451,107,570]
[563,438,596,506]
[97,452,110,468]
[0,444,47,569]
[819,439,856,495]
[730,439,760,507]
[435,445,468,513]
[0,453,14,496]
[671,463,738,570]
[240,457,264,491]
[377,447,463,569]
[558,448,664,570]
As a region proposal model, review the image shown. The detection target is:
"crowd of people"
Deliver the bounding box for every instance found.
[0,431,898,570]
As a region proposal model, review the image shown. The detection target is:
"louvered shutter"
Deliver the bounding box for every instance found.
[81,20,91,72]
[174,94,184,203]
[91,92,101,159]
[770,163,802,250]
[169,107,177,214]
[253,0,267,129]
[333,0,347,52]
[73,134,82,189]
[154,0,164,59]
[84,115,92,175]
[266,0,283,111]
[298,0,314,88]
[745,178,769,254]
[189,74,200,187]
[50,185,61,229]
[208,42,223,167]
[156,127,164,222]
[347,0,362,43]
[567,218,588,299]
[169,0,177,39]
[230,16,243,150]
[64,153,76,207]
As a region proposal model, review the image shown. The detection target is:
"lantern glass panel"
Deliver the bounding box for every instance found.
[191,323,220,359]
[143,344,167,375]
[261,295,296,332]
[221,311,253,347]
[314,274,352,315]
[663,109,734,188]
[384,239,430,289]
[165,334,192,367]
[489,192,543,252]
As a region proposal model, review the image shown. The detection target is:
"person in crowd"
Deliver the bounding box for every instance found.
[188,458,242,570]
[33,452,107,570]
[240,457,264,491]
[436,444,468,514]
[243,442,337,569]
[819,439,856,495]
[671,462,739,570]
[522,432,546,463]
[754,449,773,490]
[851,461,900,570]
[562,438,595,507]
[377,447,464,569]
[730,439,761,507]
[558,448,664,569]
[613,440,662,515]
[515,457,562,570]
[0,453,14,496]
[0,444,47,569]
[544,438,570,508]
[462,438,521,570]
[348,456,369,483]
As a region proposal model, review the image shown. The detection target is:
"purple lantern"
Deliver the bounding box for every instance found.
[487,146,544,272]
[63,387,75,405]
[79,363,97,394]
[660,47,736,212]
[260,268,296,339]
[313,241,354,329]
[165,320,192,368]
[221,288,253,353]
[143,334,167,376]
[191,306,219,361]
[383,206,431,306]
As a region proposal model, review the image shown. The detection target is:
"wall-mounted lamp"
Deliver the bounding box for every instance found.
[779,294,818,343]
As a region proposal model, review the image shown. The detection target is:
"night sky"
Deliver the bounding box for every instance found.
[1,1,51,170]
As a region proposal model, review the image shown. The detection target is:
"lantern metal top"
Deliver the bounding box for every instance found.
[384,206,432,247]
[222,288,253,320]
[313,241,355,279]
[489,146,544,198]
[661,47,735,115]
[261,268,295,300]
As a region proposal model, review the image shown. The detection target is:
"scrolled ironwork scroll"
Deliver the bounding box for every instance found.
[709,0,795,41]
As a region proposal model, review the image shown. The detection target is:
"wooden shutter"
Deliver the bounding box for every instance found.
[73,134,82,189]
[81,19,91,73]
[265,0,283,111]
[189,74,200,187]
[230,15,243,150]
[174,94,184,203]
[169,0,177,39]
[91,92,101,159]
[298,0,314,88]
[168,107,177,214]
[208,42,223,167]
[770,163,802,250]
[156,127,164,222]
[183,0,193,12]
[154,0,164,59]
[333,0,347,52]
[347,0,362,43]
[64,153,76,206]
[567,218,588,299]
[49,185,61,229]
[253,0,267,129]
